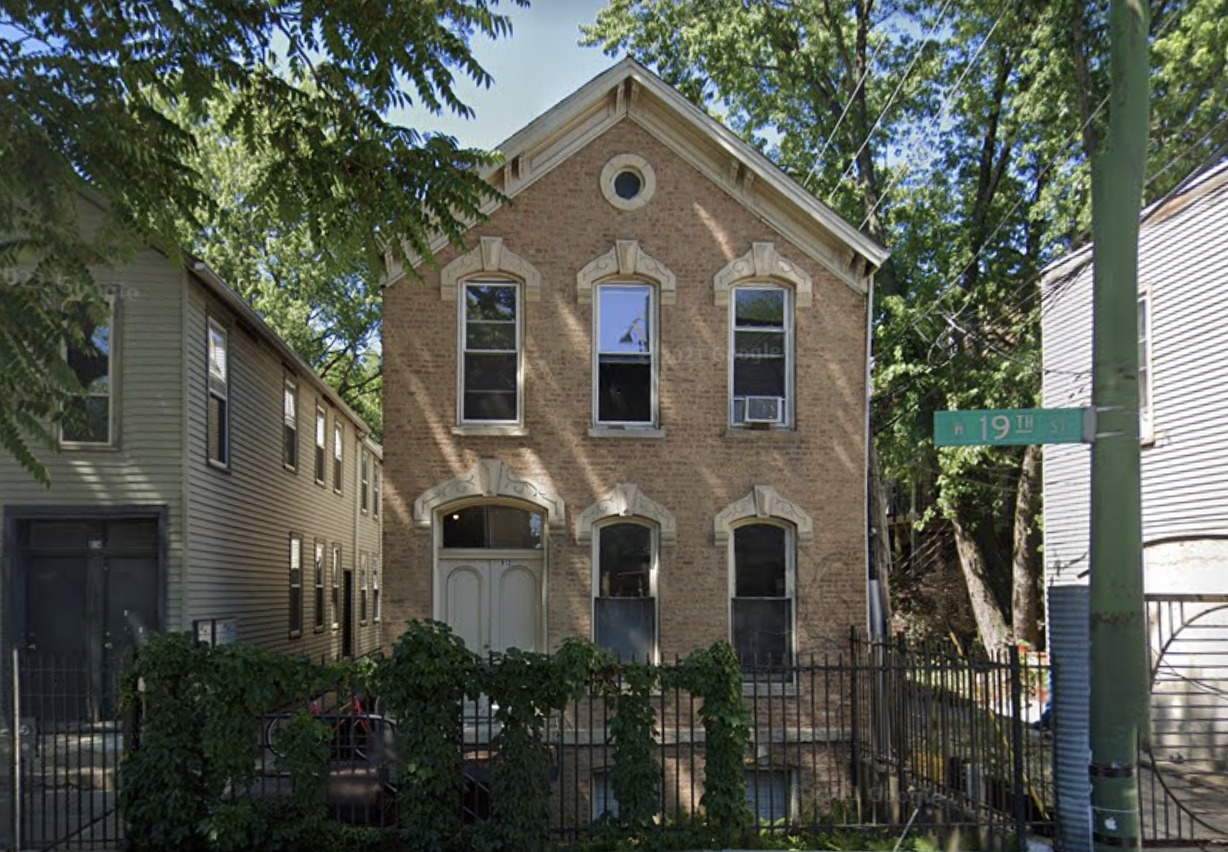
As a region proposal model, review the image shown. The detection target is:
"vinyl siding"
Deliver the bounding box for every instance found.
[1042,171,1228,593]
[0,242,187,632]
[183,280,381,658]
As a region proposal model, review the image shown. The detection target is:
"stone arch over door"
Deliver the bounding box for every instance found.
[413,459,565,532]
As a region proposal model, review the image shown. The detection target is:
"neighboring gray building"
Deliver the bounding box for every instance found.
[1,199,383,715]
[1041,163,1228,837]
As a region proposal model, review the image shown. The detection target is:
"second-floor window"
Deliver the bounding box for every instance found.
[207,318,229,465]
[314,407,327,484]
[372,468,381,518]
[460,280,520,423]
[731,285,791,428]
[62,298,114,445]
[1138,286,1154,440]
[332,421,343,493]
[283,379,298,470]
[595,283,654,425]
[360,449,370,513]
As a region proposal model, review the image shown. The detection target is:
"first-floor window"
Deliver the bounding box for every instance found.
[595,282,654,425]
[594,522,656,663]
[359,555,369,624]
[289,535,303,637]
[62,297,114,445]
[732,523,793,676]
[372,561,381,622]
[313,540,326,630]
[331,544,341,630]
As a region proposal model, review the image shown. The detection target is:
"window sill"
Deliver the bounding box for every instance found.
[452,424,530,437]
[207,458,231,472]
[742,681,799,697]
[61,442,120,453]
[588,426,666,439]
[724,427,799,441]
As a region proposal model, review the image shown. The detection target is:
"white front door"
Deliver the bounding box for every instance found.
[440,554,544,655]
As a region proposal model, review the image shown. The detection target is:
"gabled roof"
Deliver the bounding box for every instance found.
[388,58,887,294]
[1041,159,1228,284]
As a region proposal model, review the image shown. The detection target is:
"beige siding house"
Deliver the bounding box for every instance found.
[2,201,383,714]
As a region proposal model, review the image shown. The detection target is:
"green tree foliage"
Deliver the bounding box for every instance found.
[585,0,1228,648]
[1,0,525,478]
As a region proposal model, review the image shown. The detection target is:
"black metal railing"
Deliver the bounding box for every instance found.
[0,636,1055,850]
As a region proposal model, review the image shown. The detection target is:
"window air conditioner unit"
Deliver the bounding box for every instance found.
[744,396,784,424]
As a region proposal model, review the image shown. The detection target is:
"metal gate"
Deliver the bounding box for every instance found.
[1,648,128,851]
[1141,594,1228,845]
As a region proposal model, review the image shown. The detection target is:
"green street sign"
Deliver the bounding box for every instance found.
[934,407,1090,447]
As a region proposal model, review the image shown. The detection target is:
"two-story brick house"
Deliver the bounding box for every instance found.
[1,197,383,718]
[382,60,886,672]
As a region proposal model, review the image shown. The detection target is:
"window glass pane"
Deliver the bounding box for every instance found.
[735,288,785,327]
[465,284,516,321]
[735,330,785,357]
[596,598,655,663]
[284,386,296,422]
[208,396,226,462]
[732,598,792,669]
[442,505,542,549]
[316,410,326,444]
[735,525,786,597]
[746,770,790,822]
[62,396,110,443]
[208,325,227,383]
[466,323,516,351]
[597,360,652,422]
[463,352,517,391]
[599,286,651,353]
[592,772,620,820]
[599,523,652,597]
[67,313,110,394]
[734,357,786,398]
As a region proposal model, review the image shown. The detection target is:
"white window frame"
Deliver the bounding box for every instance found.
[61,293,117,448]
[289,534,303,639]
[331,543,342,631]
[593,281,658,428]
[360,448,370,514]
[283,377,298,472]
[728,521,796,680]
[591,519,659,664]
[372,559,382,622]
[359,554,369,625]
[1138,284,1155,443]
[458,278,523,427]
[729,283,793,429]
[206,316,230,467]
[332,421,343,494]
[372,467,381,518]
[314,406,327,485]
[313,539,326,631]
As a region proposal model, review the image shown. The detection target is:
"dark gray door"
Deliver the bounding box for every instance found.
[19,518,159,720]
[342,569,355,658]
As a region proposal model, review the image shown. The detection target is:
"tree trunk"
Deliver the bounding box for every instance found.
[1011,444,1043,647]
[950,519,1011,653]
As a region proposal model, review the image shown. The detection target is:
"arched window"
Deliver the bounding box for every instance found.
[731,523,793,674]
[594,521,657,662]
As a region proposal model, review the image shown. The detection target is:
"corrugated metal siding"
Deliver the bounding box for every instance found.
[183,282,381,659]
[1042,176,1228,589]
[0,243,187,631]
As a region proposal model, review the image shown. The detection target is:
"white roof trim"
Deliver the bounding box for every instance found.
[388,59,886,293]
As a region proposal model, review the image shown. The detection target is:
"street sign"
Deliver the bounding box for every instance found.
[934,407,1090,447]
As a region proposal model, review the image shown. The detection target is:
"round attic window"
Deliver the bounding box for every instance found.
[601,153,656,211]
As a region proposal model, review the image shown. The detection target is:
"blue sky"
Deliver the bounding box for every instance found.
[390,0,618,151]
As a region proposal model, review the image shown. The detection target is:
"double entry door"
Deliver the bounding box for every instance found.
[439,553,544,657]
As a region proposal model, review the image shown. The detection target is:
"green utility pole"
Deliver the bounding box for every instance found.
[1089,0,1150,850]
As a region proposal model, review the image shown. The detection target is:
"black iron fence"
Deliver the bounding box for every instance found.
[0,636,1055,851]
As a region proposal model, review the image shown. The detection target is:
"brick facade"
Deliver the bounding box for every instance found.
[382,116,869,661]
